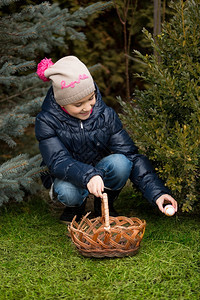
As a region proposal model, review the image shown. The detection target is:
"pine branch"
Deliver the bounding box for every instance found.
[0,86,38,103]
[0,0,20,8]
[0,154,43,205]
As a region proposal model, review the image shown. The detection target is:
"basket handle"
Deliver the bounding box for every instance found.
[102,193,110,231]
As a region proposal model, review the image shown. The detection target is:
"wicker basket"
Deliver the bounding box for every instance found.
[68,193,146,258]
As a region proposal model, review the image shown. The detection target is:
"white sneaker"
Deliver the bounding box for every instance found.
[49,183,56,202]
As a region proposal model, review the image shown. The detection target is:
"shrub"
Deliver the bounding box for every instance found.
[119,0,200,212]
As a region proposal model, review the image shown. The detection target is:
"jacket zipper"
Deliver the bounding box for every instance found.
[79,120,86,146]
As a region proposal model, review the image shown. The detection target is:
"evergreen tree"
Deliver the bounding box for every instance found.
[0,0,112,206]
[119,0,200,212]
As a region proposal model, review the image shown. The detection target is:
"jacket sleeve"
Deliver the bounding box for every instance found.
[107,109,171,205]
[35,116,103,189]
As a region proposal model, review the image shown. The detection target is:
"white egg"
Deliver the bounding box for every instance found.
[164,205,175,216]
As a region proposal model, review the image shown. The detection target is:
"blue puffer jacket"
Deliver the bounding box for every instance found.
[35,84,170,204]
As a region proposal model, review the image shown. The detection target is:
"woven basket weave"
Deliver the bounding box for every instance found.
[68,193,146,258]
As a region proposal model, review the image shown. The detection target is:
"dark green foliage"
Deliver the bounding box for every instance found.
[56,0,155,108]
[119,0,200,212]
[59,0,174,108]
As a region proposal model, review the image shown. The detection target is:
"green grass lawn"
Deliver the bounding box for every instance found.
[0,190,199,300]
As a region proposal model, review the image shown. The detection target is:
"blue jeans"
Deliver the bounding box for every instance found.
[53,154,133,206]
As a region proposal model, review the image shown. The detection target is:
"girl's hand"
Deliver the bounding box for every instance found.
[87,175,104,198]
[156,194,178,213]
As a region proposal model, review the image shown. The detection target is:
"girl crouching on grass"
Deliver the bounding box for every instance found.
[35,56,177,223]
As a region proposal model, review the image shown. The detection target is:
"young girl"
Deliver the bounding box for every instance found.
[35,56,177,222]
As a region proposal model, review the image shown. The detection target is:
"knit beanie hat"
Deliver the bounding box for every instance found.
[36,56,95,106]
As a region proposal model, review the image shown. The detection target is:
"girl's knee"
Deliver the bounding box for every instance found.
[55,187,77,206]
[111,154,132,174]
[54,179,87,206]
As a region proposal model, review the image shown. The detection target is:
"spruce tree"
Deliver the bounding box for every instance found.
[119,0,200,212]
[0,0,112,206]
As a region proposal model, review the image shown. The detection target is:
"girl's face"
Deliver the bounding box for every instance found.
[62,91,96,120]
